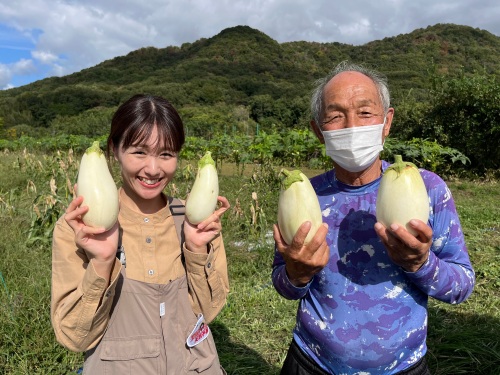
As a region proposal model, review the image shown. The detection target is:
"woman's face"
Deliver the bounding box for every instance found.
[115,126,178,210]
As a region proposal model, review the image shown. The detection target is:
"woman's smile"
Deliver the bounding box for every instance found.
[138,176,163,187]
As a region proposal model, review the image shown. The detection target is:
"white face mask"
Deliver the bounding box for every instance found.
[322,121,385,173]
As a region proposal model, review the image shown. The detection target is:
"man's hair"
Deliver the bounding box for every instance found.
[310,61,391,127]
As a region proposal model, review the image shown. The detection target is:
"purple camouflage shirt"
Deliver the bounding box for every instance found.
[272,160,475,374]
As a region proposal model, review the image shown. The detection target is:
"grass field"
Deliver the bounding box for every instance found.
[0,149,499,374]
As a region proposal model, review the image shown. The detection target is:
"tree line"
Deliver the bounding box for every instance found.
[0,24,499,174]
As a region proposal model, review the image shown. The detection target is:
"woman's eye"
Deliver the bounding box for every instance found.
[131,150,146,155]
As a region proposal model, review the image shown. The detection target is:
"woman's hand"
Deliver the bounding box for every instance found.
[64,192,119,277]
[183,196,230,253]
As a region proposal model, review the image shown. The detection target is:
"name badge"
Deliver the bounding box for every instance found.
[186,314,210,347]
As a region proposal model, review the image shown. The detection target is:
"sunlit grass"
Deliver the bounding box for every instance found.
[0,150,498,374]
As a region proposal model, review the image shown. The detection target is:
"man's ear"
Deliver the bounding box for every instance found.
[310,120,325,144]
[383,108,394,140]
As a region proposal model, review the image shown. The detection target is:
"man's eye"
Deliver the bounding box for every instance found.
[323,116,340,125]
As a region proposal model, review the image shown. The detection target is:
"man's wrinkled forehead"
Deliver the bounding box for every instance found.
[323,74,381,106]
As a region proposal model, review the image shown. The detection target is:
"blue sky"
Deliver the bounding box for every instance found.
[0,24,47,87]
[1,0,499,90]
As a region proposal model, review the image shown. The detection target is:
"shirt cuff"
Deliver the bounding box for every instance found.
[404,251,439,285]
[81,258,122,299]
[274,265,312,300]
[183,243,214,275]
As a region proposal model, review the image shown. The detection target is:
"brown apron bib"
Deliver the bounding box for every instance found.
[82,270,225,374]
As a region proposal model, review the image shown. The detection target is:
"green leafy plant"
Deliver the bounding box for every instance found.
[0,147,499,374]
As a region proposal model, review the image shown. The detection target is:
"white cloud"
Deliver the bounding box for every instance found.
[31,50,58,64]
[0,59,38,89]
[51,63,65,77]
[0,64,11,89]
[12,58,36,74]
[338,19,372,43]
[0,0,499,87]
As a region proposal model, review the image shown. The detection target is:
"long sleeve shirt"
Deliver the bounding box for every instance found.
[272,161,475,374]
[51,190,229,352]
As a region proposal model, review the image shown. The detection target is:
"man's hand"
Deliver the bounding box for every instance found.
[374,219,433,272]
[273,221,330,287]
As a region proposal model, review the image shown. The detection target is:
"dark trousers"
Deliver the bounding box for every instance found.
[280,339,432,375]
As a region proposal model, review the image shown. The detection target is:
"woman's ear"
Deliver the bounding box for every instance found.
[111,142,119,161]
[310,120,325,144]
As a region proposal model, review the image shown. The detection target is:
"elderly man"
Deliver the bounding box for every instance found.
[272,61,475,375]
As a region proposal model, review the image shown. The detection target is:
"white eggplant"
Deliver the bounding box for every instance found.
[185,151,219,225]
[376,155,429,236]
[77,141,119,230]
[277,169,323,245]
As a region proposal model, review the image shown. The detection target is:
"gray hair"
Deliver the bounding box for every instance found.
[310,61,391,127]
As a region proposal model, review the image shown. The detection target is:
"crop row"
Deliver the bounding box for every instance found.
[0,130,469,176]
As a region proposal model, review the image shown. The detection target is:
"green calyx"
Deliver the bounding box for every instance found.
[280,169,304,190]
[198,151,216,169]
[86,140,104,156]
[386,154,417,176]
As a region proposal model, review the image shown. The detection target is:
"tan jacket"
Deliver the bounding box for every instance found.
[51,190,229,354]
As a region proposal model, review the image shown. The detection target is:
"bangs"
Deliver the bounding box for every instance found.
[107,94,185,158]
[122,121,184,154]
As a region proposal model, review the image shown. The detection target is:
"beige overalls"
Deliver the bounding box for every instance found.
[52,195,227,374]
[82,271,225,374]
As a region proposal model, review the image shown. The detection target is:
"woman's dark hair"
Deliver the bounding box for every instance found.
[106,94,185,157]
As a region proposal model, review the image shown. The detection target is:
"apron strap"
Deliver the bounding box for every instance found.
[167,196,185,247]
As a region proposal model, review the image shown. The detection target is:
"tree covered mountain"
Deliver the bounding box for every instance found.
[1,23,499,138]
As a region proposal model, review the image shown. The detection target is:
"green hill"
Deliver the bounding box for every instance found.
[1,23,499,136]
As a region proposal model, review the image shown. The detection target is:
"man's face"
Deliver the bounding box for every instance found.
[311,71,393,144]
[321,71,386,130]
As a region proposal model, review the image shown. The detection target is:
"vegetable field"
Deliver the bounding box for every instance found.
[0,145,498,374]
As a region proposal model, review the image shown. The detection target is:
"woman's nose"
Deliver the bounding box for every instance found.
[144,156,160,175]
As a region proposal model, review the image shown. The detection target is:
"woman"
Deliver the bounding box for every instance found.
[51,94,230,374]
